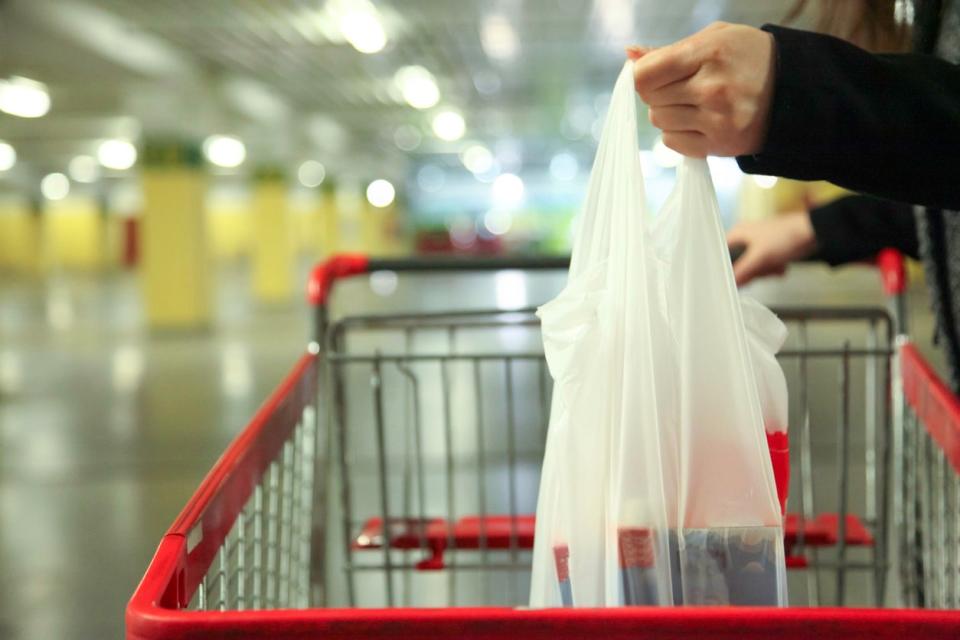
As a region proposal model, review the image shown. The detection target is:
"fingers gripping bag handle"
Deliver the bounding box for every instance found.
[531,61,788,609]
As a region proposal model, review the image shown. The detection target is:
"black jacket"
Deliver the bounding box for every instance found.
[806,195,919,265]
[735,4,960,389]
[737,5,958,264]
[737,21,960,211]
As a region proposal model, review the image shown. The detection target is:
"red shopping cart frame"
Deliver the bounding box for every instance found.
[900,342,960,474]
[128,252,960,639]
[127,354,317,615]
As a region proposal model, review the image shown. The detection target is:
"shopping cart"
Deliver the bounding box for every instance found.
[127,253,960,639]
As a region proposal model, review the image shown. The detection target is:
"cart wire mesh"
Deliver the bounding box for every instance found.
[161,304,901,614]
[127,259,960,640]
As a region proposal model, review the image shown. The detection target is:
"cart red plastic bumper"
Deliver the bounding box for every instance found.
[353,511,872,571]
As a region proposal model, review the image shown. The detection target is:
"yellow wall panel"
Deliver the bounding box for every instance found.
[141,168,211,329]
[252,179,293,303]
[206,202,251,261]
[318,192,339,258]
[42,197,103,269]
[288,192,315,255]
[0,203,39,273]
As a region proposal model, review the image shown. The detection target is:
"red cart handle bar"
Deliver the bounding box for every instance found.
[877,248,906,297]
[306,250,908,307]
[307,254,572,306]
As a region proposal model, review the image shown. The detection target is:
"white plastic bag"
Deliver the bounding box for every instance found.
[530,62,788,608]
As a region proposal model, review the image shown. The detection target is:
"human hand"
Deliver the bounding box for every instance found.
[628,22,776,157]
[726,211,817,286]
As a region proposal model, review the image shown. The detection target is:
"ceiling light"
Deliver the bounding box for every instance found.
[339,0,387,54]
[491,173,524,208]
[394,66,440,110]
[0,76,50,118]
[473,159,501,183]
[549,152,579,182]
[0,142,16,172]
[595,0,635,43]
[484,209,513,235]
[298,160,326,187]
[432,110,465,142]
[366,179,395,208]
[481,14,519,61]
[98,139,138,170]
[41,173,70,201]
[203,135,246,168]
[461,144,494,174]
[69,155,100,183]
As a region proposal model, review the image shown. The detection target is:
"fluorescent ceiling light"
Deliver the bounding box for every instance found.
[203,135,246,168]
[69,155,100,183]
[394,65,440,109]
[0,76,50,118]
[41,173,70,201]
[0,142,16,172]
[298,160,326,188]
[432,110,466,142]
[481,14,519,60]
[338,0,387,54]
[98,139,138,171]
[366,179,395,207]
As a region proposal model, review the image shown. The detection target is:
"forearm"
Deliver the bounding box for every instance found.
[807,195,919,266]
[738,25,960,210]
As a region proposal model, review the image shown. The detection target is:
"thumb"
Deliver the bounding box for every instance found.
[626,45,653,60]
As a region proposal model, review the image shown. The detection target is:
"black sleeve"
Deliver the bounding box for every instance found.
[737,24,960,211]
[807,194,919,266]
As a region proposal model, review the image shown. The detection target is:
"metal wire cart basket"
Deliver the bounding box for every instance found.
[127,253,960,639]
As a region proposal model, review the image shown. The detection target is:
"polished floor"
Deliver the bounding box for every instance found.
[0,260,940,639]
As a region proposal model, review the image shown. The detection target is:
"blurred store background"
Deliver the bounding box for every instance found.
[0,0,820,313]
[0,1,930,639]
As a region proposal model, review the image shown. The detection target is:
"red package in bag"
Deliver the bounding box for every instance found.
[742,294,791,516]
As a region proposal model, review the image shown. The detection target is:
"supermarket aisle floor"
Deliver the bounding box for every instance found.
[0,265,308,640]
[0,261,937,639]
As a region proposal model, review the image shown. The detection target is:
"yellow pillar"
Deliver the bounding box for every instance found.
[251,169,294,303]
[334,182,365,253]
[288,189,315,256]
[0,197,40,273]
[206,186,252,262]
[42,195,104,270]
[140,141,211,329]
[318,185,340,258]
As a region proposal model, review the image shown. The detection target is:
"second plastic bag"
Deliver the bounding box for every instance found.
[529,62,788,608]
